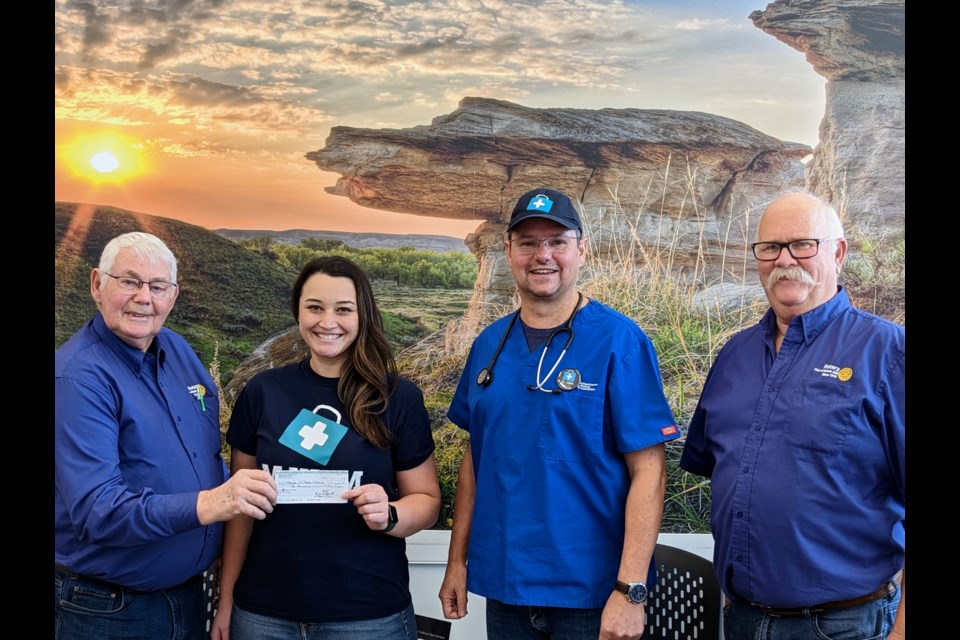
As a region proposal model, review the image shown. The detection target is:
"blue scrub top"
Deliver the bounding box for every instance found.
[449,299,679,608]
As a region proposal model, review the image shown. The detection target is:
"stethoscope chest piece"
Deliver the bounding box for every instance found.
[477,368,493,386]
[476,292,584,394]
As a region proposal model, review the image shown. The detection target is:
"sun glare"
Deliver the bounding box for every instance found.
[90,151,120,173]
[61,132,146,185]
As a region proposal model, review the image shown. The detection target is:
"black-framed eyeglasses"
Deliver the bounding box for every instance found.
[105,273,179,299]
[750,238,839,261]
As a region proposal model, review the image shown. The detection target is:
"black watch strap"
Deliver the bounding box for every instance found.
[614,580,648,604]
[382,504,398,533]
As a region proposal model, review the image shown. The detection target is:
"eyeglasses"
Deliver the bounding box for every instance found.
[105,273,179,299]
[509,234,580,256]
[750,238,839,261]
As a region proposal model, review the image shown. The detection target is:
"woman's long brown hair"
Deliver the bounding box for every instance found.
[291,256,397,449]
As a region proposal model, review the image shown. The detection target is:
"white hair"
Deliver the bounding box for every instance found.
[757,190,846,241]
[98,232,178,284]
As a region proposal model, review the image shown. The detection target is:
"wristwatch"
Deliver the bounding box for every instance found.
[614,580,648,604]
[382,504,398,533]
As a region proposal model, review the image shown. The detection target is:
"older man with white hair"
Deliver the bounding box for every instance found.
[681,192,905,640]
[55,231,279,640]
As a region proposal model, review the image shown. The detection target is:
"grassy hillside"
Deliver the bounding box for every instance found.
[54,203,475,385]
[55,202,297,384]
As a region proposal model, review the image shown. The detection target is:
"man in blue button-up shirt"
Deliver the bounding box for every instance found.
[55,232,279,640]
[681,192,905,640]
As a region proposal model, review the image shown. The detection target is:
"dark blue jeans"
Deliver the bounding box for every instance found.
[723,583,901,640]
[55,566,207,640]
[230,602,418,640]
[485,598,603,640]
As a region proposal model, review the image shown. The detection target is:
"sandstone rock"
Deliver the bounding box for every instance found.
[691,283,768,314]
[283,1,904,362]
[308,98,808,232]
[751,0,904,236]
[223,326,308,404]
[308,98,809,346]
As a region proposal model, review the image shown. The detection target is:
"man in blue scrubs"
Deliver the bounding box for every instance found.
[55,232,279,640]
[439,188,680,639]
[680,192,905,640]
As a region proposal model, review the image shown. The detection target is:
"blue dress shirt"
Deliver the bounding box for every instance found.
[55,313,227,591]
[681,288,904,608]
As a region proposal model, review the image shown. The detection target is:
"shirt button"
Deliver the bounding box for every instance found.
[736,555,743,562]
[736,512,743,518]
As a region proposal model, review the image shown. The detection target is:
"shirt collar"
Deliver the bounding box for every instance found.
[90,312,166,374]
[761,285,851,347]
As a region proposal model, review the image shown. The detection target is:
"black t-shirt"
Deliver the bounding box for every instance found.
[227,359,435,621]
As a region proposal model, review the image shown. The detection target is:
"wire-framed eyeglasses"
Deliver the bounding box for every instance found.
[750,238,840,261]
[509,234,581,256]
[105,273,179,299]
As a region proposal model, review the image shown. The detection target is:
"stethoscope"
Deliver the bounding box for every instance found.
[476,292,583,394]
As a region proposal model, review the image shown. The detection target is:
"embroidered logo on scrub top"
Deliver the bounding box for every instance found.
[813,363,853,382]
[661,425,678,437]
[279,405,348,466]
[556,368,581,390]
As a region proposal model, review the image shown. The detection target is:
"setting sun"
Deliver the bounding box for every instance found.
[60,132,146,185]
[89,151,120,173]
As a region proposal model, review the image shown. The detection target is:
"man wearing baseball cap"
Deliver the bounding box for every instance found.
[439,187,679,639]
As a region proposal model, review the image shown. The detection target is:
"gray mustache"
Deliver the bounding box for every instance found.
[767,266,818,288]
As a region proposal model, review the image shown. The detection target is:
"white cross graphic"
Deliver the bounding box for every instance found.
[531,197,548,209]
[298,421,329,450]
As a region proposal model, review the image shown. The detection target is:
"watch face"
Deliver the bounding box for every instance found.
[627,583,648,604]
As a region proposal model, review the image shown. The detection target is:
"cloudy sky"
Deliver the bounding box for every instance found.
[54,0,825,237]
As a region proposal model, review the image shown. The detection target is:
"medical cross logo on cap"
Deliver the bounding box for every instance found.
[529,194,554,212]
[279,405,348,466]
[507,187,583,233]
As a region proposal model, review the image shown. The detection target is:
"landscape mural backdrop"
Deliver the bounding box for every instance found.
[55,0,905,532]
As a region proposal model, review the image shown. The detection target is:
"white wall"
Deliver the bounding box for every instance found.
[406,530,715,639]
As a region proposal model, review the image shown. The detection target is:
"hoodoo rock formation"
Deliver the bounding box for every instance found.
[307,98,809,343]
[229,0,904,387]
[751,0,905,234]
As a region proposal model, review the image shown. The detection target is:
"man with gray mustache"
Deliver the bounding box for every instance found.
[680,192,905,640]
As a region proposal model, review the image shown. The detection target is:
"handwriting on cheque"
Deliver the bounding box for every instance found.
[275,469,349,504]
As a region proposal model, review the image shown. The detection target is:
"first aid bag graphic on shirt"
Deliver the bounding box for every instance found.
[279,405,348,466]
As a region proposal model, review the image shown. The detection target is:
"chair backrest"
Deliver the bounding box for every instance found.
[644,543,722,640]
[203,562,219,633]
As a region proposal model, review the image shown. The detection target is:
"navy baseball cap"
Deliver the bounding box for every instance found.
[507,188,582,234]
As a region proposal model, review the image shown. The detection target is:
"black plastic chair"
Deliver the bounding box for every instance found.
[644,543,722,640]
[203,562,219,633]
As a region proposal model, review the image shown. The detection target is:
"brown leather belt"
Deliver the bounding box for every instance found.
[758,571,902,618]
